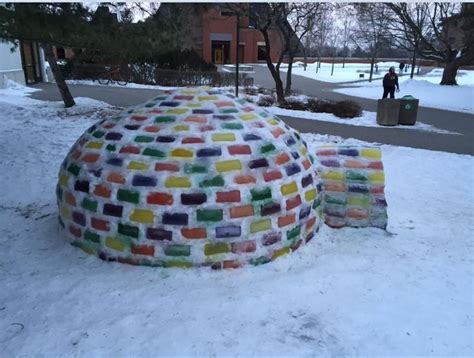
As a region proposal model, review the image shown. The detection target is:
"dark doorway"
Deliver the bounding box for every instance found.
[239,44,245,63]
[56,47,66,60]
[21,41,43,84]
[257,45,267,61]
[212,41,230,64]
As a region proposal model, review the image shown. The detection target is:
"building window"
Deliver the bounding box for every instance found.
[257,45,267,61]
[220,11,234,17]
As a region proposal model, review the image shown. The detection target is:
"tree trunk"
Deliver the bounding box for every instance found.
[331,56,335,76]
[410,45,417,79]
[303,48,307,71]
[369,56,375,82]
[440,59,459,85]
[342,56,346,68]
[285,54,294,96]
[261,29,285,104]
[42,43,75,108]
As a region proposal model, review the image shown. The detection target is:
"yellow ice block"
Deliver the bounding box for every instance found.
[105,237,125,252]
[174,125,190,131]
[272,246,290,260]
[250,219,272,233]
[130,209,154,224]
[239,113,257,121]
[59,174,69,187]
[361,148,382,160]
[281,181,298,196]
[165,176,191,188]
[127,161,149,170]
[166,108,188,115]
[369,171,385,184]
[212,133,236,142]
[215,160,242,172]
[86,141,103,149]
[321,170,344,181]
[171,148,193,158]
[304,188,317,202]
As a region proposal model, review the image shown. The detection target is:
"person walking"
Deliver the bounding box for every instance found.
[399,62,405,75]
[382,66,400,99]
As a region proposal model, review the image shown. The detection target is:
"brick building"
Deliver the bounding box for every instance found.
[157,3,285,65]
[201,5,284,64]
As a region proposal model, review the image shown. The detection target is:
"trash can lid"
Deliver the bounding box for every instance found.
[402,95,416,99]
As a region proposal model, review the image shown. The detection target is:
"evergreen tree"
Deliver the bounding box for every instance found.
[0,3,170,107]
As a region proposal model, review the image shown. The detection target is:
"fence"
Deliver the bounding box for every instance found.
[62,63,253,87]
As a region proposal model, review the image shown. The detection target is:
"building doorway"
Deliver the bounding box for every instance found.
[212,41,230,64]
[239,44,245,63]
[20,41,43,84]
[257,44,267,62]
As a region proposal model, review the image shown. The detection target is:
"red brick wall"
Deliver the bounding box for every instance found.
[202,7,283,64]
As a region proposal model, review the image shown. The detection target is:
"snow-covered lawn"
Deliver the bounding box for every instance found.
[0,83,472,357]
[334,77,474,114]
[278,61,403,83]
[276,61,474,113]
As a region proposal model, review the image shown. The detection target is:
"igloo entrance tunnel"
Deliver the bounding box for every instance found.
[57,88,322,268]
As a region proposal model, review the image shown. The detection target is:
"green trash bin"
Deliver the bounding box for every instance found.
[398,95,419,125]
[376,99,400,126]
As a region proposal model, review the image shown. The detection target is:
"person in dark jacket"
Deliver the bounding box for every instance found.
[382,66,400,99]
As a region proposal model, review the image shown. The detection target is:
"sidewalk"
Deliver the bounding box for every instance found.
[29,82,473,155]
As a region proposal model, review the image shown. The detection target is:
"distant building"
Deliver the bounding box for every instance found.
[157,3,285,65]
[201,5,284,64]
[0,40,47,87]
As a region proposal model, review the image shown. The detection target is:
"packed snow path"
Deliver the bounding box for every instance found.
[0,83,473,357]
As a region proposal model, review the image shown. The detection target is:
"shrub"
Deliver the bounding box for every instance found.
[243,96,255,103]
[257,95,275,107]
[243,87,258,95]
[279,98,307,111]
[332,100,362,118]
[306,98,334,113]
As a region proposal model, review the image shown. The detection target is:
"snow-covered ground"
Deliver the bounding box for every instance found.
[334,77,474,114]
[278,61,402,83]
[276,62,474,113]
[1,83,473,357]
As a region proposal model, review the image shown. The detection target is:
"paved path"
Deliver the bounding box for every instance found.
[29,81,473,155]
[30,82,163,108]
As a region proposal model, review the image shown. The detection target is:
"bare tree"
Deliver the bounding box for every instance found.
[386,3,430,79]
[282,2,322,95]
[338,4,355,68]
[387,3,474,85]
[311,6,333,74]
[351,3,390,82]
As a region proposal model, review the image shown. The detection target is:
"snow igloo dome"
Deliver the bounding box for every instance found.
[56,88,322,268]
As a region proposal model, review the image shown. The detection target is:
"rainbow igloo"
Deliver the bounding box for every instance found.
[56,88,322,268]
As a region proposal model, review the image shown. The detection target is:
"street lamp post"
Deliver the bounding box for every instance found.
[235,13,240,97]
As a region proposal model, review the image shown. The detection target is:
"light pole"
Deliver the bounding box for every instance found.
[235,13,240,97]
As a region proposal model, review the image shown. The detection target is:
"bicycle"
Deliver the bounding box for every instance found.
[97,66,128,86]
